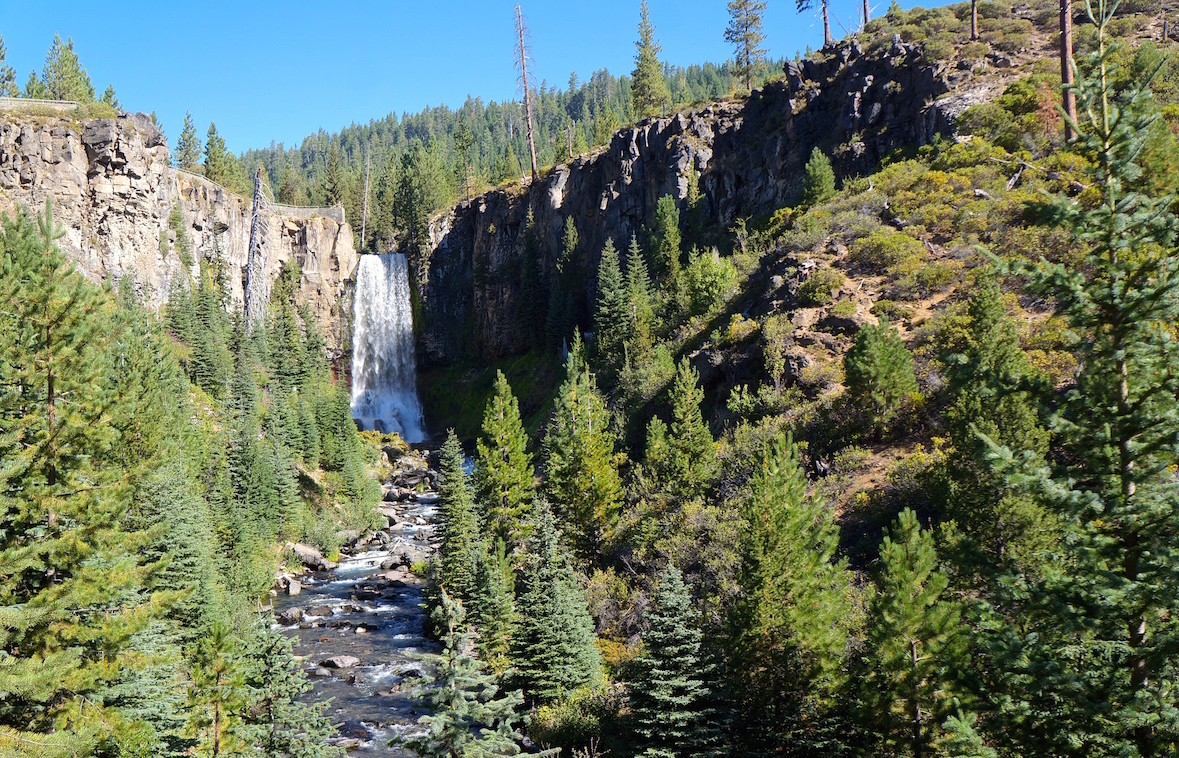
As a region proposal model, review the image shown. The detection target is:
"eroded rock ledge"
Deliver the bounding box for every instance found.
[0,112,357,353]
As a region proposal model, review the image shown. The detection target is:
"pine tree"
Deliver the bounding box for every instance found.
[0,202,166,755]
[204,123,232,185]
[667,357,718,493]
[0,36,17,98]
[724,0,769,91]
[844,319,917,427]
[651,195,682,284]
[400,591,524,757]
[546,217,581,352]
[242,620,341,758]
[471,539,517,676]
[101,84,120,110]
[517,207,548,349]
[624,235,656,361]
[631,0,671,119]
[982,9,1179,753]
[176,111,202,171]
[730,433,853,755]
[543,351,624,563]
[511,500,602,704]
[941,271,1052,569]
[802,147,836,206]
[437,430,481,605]
[475,372,535,549]
[38,35,95,103]
[629,566,720,758]
[865,509,965,758]
[187,623,248,758]
[324,145,348,207]
[593,238,628,371]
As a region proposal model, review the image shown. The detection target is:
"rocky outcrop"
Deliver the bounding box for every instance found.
[416,39,962,365]
[0,112,357,352]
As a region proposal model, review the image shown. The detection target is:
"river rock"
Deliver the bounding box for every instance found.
[305,605,334,618]
[286,579,301,596]
[289,543,338,572]
[355,626,367,634]
[338,721,370,740]
[277,608,303,625]
[309,666,333,677]
[320,655,360,669]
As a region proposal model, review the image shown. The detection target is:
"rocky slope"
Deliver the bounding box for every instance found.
[0,112,357,352]
[414,38,989,366]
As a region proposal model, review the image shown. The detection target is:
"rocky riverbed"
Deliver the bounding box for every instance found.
[273,453,441,757]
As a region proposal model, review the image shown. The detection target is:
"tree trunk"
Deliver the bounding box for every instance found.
[971,0,979,39]
[863,0,871,27]
[1061,0,1077,140]
[516,5,539,182]
[823,0,834,47]
[911,638,924,758]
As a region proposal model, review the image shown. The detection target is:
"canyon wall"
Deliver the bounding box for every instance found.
[0,111,357,352]
[415,39,984,366]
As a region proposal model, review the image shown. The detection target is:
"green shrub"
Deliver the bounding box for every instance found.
[798,267,847,306]
[849,230,925,272]
[872,299,916,322]
[891,260,963,300]
[685,247,736,315]
[781,213,831,251]
[923,36,955,61]
[960,41,989,59]
[830,299,858,318]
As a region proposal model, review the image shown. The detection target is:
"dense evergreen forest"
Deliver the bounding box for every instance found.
[0,199,379,757]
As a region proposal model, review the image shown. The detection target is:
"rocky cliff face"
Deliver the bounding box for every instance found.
[417,39,964,366]
[0,112,357,352]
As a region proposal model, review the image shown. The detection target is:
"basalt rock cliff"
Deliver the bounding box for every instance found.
[0,111,357,352]
[415,39,984,366]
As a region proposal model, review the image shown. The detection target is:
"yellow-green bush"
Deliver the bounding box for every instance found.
[849,230,925,272]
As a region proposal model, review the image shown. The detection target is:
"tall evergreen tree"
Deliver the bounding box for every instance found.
[176,111,203,171]
[631,0,671,119]
[0,203,166,755]
[650,195,683,284]
[0,37,17,98]
[629,566,722,758]
[730,433,853,755]
[38,35,95,103]
[724,0,769,91]
[187,623,248,758]
[865,509,965,758]
[437,430,481,605]
[511,500,602,705]
[941,272,1052,570]
[593,238,628,371]
[474,372,535,550]
[204,123,232,185]
[324,145,348,207]
[982,9,1179,753]
[543,350,624,563]
[471,539,517,677]
[242,621,341,758]
[546,217,581,352]
[624,235,656,361]
[400,591,523,757]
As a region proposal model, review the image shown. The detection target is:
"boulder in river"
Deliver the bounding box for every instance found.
[320,655,361,669]
[304,605,334,618]
[288,543,338,571]
[276,608,303,625]
[286,579,301,596]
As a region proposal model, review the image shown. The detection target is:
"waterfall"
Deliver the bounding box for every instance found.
[350,254,426,443]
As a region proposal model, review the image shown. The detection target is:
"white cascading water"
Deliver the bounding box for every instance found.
[350,254,426,443]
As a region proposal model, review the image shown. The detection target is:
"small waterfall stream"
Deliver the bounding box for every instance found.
[351,254,426,443]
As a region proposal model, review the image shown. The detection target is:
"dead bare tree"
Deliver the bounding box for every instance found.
[514,4,539,182]
[1061,0,1077,140]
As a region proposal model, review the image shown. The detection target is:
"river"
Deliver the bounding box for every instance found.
[273,488,440,757]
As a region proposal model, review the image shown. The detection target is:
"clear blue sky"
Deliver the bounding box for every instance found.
[1,0,919,154]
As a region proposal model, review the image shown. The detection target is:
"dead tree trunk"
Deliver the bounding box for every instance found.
[1061,0,1077,140]
[515,5,539,182]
